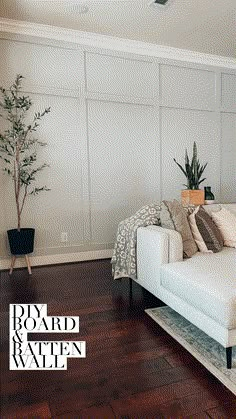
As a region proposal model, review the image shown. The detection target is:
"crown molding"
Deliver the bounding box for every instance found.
[0,17,236,69]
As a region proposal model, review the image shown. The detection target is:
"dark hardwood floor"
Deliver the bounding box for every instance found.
[0,259,236,418]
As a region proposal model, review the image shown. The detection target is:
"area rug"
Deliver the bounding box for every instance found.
[145,306,236,395]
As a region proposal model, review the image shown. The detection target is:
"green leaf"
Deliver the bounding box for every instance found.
[198,162,208,179]
[185,149,189,166]
[29,186,51,195]
[198,177,206,185]
[173,158,187,177]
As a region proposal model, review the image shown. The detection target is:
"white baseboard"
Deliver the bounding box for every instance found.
[0,249,113,271]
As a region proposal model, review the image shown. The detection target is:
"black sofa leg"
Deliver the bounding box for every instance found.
[129,278,133,306]
[226,347,232,369]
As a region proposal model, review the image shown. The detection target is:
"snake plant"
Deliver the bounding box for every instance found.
[173,142,207,190]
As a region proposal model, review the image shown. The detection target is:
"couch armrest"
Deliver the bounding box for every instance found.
[136,226,183,297]
[136,227,168,297]
[146,226,183,263]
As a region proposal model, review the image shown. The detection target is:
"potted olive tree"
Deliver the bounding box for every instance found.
[173,142,207,206]
[0,75,50,273]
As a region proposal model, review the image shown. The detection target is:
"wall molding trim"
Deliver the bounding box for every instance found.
[0,249,113,271]
[0,17,236,69]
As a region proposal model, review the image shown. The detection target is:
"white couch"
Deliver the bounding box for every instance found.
[136,203,236,369]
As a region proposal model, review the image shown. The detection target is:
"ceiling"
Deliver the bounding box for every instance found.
[0,0,235,57]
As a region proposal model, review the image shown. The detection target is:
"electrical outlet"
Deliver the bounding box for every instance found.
[61,232,68,243]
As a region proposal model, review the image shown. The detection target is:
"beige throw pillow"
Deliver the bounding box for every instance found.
[211,207,236,248]
[160,199,198,258]
[160,201,175,230]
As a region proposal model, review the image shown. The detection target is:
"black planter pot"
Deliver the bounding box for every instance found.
[7,228,35,255]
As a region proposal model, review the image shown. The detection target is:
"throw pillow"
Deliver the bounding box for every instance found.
[188,206,213,253]
[211,207,236,248]
[160,201,175,230]
[194,206,224,253]
[160,199,198,258]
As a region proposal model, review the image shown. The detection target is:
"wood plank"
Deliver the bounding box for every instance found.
[110,375,233,418]
[206,401,236,418]
[164,348,198,367]
[2,401,52,418]
[53,404,116,419]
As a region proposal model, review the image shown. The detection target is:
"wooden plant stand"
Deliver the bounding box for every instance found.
[9,255,32,275]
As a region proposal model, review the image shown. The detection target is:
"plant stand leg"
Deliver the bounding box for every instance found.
[25,255,32,275]
[9,256,16,275]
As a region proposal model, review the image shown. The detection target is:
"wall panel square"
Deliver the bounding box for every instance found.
[0,39,81,91]
[88,100,160,243]
[86,52,156,99]
[1,94,84,252]
[161,108,220,201]
[160,65,216,110]
[221,74,236,111]
[221,113,236,202]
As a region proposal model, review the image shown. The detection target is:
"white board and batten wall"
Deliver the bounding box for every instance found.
[0,21,235,268]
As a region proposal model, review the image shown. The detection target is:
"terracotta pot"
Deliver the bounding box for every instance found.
[181,189,204,206]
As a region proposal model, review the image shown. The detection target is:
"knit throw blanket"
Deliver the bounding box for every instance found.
[111,203,161,280]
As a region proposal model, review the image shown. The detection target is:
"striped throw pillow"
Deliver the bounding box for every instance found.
[194,206,224,253]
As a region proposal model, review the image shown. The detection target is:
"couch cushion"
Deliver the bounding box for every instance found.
[160,247,236,329]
